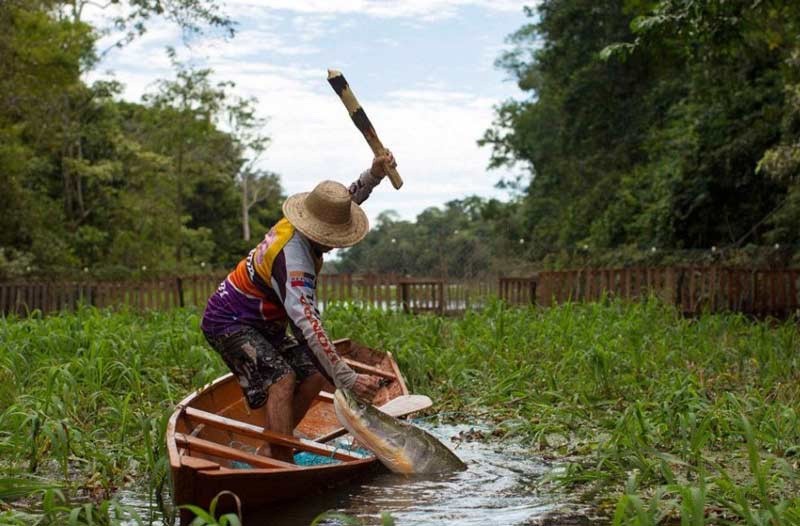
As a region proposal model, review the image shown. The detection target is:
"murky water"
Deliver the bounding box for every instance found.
[122,421,589,525]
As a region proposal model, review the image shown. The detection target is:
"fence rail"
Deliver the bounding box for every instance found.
[0,275,226,316]
[1,267,798,317]
[505,267,799,318]
[0,274,497,316]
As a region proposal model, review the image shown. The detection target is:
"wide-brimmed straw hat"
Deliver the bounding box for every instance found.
[282,180,369,248]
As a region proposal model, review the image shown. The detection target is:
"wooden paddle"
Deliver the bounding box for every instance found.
[316,394,432,443]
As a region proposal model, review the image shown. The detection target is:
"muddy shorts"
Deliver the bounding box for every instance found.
[203,326,319,409]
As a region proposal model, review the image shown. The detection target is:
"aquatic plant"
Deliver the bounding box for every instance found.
[179,491,241,526]
[0,306,224,524]
[1,299,798,524]
[325,298,800,524]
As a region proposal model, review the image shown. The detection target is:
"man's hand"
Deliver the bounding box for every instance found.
[351,373,381,403]
[370,150,397,179]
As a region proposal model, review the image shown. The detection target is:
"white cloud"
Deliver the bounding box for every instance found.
[83,1,524,223]
[231,79,516,222]
[224,1,530,20]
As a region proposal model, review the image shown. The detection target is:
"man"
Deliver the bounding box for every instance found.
[201,152,395,462]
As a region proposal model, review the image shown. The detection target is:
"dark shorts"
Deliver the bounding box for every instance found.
[203,326,319,409]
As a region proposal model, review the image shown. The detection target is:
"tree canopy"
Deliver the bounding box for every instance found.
[480,0,800,257]
[0,0,282,279]
[338,0,800,274]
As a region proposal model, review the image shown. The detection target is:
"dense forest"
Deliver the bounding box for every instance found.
[0,0,283,280]
[2,1,800,281]
[338,0,800,276]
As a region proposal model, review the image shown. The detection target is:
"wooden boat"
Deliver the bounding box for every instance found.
[167,338,419,524]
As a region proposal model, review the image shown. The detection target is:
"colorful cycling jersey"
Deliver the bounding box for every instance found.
[201,168,382,389]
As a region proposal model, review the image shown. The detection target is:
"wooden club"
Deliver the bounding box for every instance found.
[327,69,403,190]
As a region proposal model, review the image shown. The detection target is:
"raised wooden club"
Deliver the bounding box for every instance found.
[327,69,403,190]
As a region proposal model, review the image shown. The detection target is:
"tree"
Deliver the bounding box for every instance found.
[480,0,800,258]
[225,96,274,241]
[0,1,95,274]
[604,0,800,249]
[239,169,283,241]
[57,0,234,52]
[335,198,530,278]
[0,1,283,277]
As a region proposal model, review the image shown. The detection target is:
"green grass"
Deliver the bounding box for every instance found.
[0,307,225,525]
[0,300,798,524]
[326,299,800,525]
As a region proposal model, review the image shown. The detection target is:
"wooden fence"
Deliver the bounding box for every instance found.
[0,274,498,316]
[316,274,496,314]
[502,267,800,318]
[0,275,225,316]
[1,267,798,317]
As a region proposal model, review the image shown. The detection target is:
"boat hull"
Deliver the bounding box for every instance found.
[167,338,409,523]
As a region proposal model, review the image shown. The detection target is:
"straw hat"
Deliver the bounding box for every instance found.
[282,180,369,248]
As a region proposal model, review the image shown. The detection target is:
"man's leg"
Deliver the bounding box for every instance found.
[291,372,330,427]
[206,327,302,462]
[281,339,337,428]
[266,371,297,462]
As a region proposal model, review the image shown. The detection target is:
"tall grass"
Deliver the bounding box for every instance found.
[325,299,800,525]
[1,300,797,524]
[0,307,224,524]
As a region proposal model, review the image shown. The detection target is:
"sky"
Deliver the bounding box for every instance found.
[85,0,534,225]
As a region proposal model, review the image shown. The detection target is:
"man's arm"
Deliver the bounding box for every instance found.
[348,151,396,205]
[271,240,379,400]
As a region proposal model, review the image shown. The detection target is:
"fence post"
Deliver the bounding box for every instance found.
[176,277,185,308]
[665,267,675,307]
[400,281,410,314]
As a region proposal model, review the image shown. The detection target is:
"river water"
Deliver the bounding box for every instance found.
[122,421,590,525]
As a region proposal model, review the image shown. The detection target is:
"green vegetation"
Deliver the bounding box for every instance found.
[0,307,224,524]
[3,2,797,523]
[178,492,241,526]
[489,0,800,255]
[0,1,281,280]
[337,0,800,273]
[2,303,798,524]
[329,301,800,524]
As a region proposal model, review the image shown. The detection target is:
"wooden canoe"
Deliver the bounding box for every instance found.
[167,338,411,524]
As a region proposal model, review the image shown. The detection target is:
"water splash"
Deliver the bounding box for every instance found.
[252,422,584,525]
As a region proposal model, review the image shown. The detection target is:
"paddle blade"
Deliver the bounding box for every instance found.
[377,394,432,418]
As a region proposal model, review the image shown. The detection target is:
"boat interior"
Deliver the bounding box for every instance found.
[171,339,408,471]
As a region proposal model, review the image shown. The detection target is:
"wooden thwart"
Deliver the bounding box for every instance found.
[183,407,366,462]
[342,358,396,380]
[174,433,292,470]
[179,455,221,471]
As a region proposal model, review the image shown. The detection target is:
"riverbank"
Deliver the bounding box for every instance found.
[1,301,798,524]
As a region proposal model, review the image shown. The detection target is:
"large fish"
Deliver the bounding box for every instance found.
[333,389,467,474]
